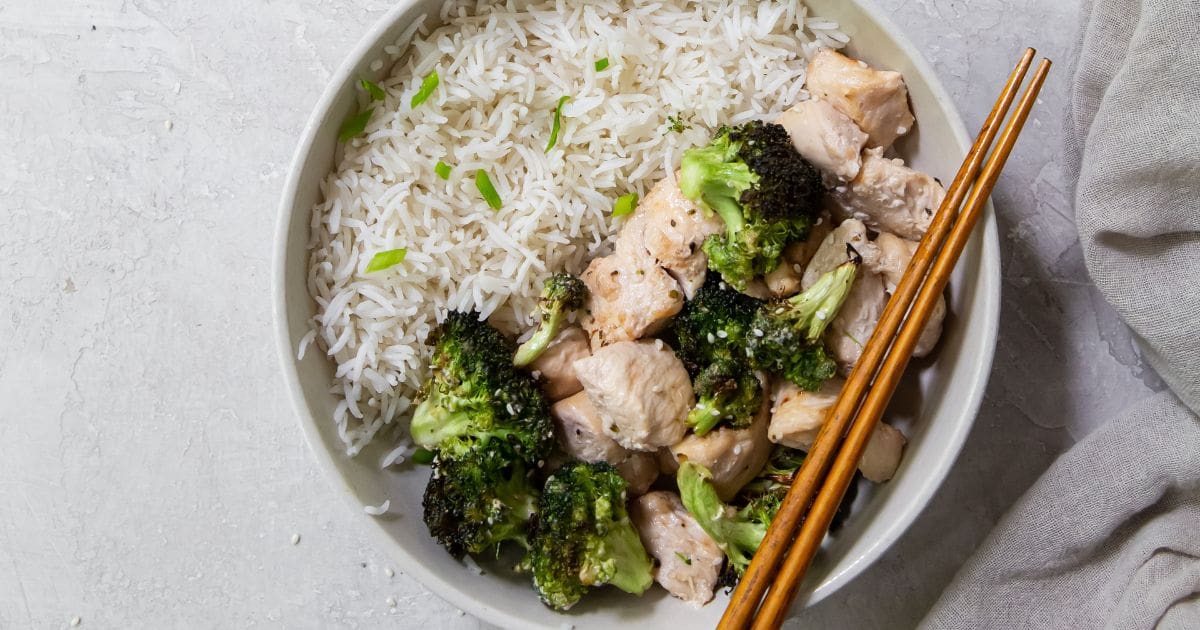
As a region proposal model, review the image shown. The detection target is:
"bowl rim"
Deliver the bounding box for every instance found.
[272,0,1000,625]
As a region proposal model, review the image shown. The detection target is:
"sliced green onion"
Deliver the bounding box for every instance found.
[612,192,639,217]
[365,248,407,272]
[338,108,373,141]
[434,161,452,180]
[412,448,435,465]
[410,69,439,108]
[360,77,386,101]
[545,95,571,153]
[475,169,502,210]
[594,58,609,71]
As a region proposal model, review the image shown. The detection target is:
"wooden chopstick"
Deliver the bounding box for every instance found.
[717,49,1046,630]
[749,56,1052,630]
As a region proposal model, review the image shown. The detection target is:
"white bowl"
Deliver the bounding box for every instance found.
[273,1,999,627]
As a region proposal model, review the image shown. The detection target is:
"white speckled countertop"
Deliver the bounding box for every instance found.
[0,1,1163,628]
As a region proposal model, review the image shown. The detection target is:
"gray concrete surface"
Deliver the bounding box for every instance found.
[0,0,1161,628]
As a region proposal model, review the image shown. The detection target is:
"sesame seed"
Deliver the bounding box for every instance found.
[707,333,716,343]
[70,617,81,627]
[816,311,827,320]
[386,596,397,607]
[370,59,384,71]
[716,330,728,339]
[164,120,173,131]
[385,567,394,577]
[753,328,764,337]
[291,533,301,545]
[456,609,465,616]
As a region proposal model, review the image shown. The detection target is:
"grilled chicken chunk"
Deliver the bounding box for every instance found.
[776,98,869,182]
[630,491,725,606]
[805,48,915,150]
[551,391,659,494]
[766,213,835,298]
[800,218,875,289]
[866,232,945,357]
[826,269,888,374]
[574,340,693,451]
[831,147,945,241]
[580,211,685,347]
[530,326,590,400]
[667,389,772,500]
[769,378,907,482]
[641,176,725,299]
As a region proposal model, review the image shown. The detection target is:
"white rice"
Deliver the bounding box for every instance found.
[306,0,846,454]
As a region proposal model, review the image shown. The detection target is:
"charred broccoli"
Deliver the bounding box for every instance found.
[677,461,780,578]
[522,462,654,610]
[513,272,588,368]
[422,444,539,558]
[679,120,822,291]
[687,358,763,436]
[673,273,762,369]
[747,256,859,390]
[410,311,554,462]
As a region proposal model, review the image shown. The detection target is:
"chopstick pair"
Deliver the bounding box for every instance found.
[718,49,1052,630]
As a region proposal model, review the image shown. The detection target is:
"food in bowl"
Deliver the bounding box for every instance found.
[303,0,948,613]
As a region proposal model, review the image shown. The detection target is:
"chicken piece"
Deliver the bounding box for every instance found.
[616,452,660,496]
[787,213,834,270]
[629,491,725,606]
[805,48,915,150]
[765,214,836,298]
[551,391,629,464]
[776,98,869,182]
[574,340,693,451]
[655,447,680,477]
[768,377,844,446]
[668,393,772,500]
[826,269,888,375]
[641,175,725,299]
[866,232,945,357]
[769,378,907,482]
[551,392,661,494]
[800,218,876,290]
[530,326,590,400]
[580,213,685,347]
[831,148,945,241]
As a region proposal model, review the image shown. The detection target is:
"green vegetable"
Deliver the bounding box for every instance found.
[666,113,691,134]
[747,258,859,390]
[594,58,609,71]
[474,170,502,210]
[435,161,452,180]
[412,447,436,465]
[360,77,386,101]
[686,358,763,436]
[679,120,822,291]
[410,69,439,108]
[338,108,373,141]
[673,272,762,369]
[545,95,571,153]
[364,248,407,273]
[522,462,654,610]
[677,461,780,579]
[422,442,539,558]
[513,273,588,368]
[612,192,638,217]
[409,311,553,463]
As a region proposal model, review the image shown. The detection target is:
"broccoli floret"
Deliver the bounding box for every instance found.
[679,121,822,291]
[514,272,588,368]
[686,358,763,436]
[422,444,539,558]
[410,311,554,463]
[673,273,763,370]
[677,461,779,578]
[522,462,654,610]
[747,256,859,390]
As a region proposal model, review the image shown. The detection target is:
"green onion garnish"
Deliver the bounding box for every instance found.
[410,70,439,108]
[545,95,570,153]
[475,169,502,210]
[434,161,452,180]
[412,448,435,465]
[365,248,407,272]
[338,108,373,141]
[612,192,638,217]
[594,58,609,71]
[360,77,386,101]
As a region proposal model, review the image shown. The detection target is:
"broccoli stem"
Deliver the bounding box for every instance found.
[597,525,656,594]
[707,194,746,239]
[677,461,766,573]
[410,396,477,448]
[513,309,565,368]
[788,260,858,342]
[686,402,724,437]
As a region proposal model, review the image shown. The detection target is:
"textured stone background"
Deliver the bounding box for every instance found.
[0,0,1160,628]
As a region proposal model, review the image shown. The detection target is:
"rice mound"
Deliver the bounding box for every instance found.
[306,0,847,455]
